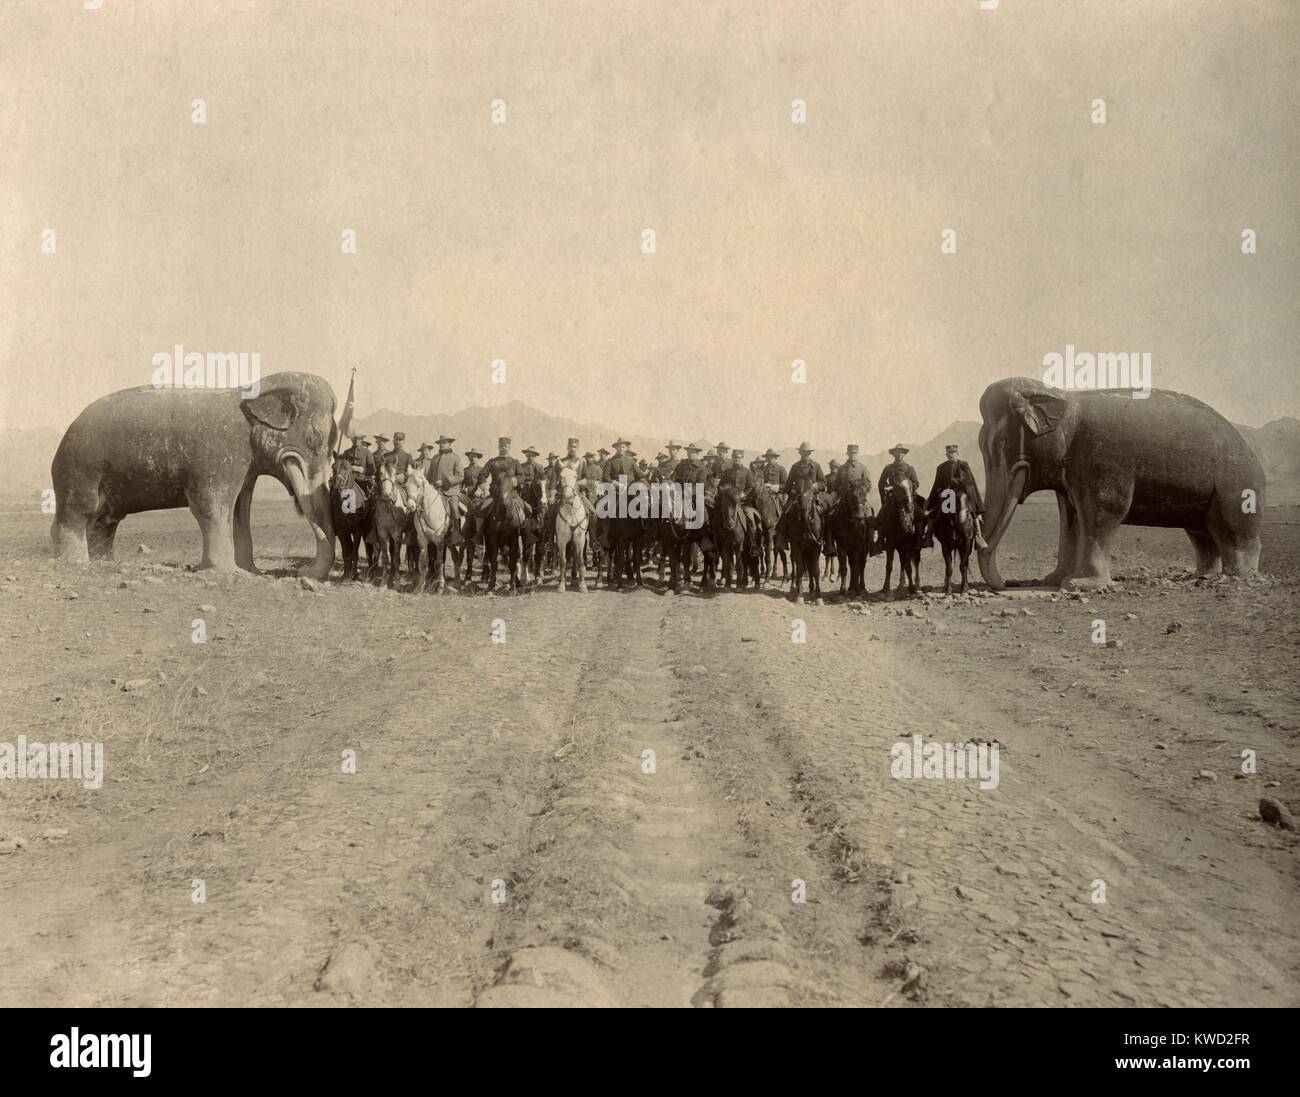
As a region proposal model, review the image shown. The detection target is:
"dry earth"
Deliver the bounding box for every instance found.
[0,504,1297,1007]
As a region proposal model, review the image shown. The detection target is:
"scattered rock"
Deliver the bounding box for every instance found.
[42,828,69,840]
[1166,621,1183,634]
[1104,639,1123,649]
[121,678,151,692]
[137,544,152,554]
[315,941,378,998]
[299,578,320,592]
[0,839,22,855]
[1154,742,1168,750]
[198,604,216,614]
[1196,769,1217,782]
[1259,798,1295,830]
[996,861,1029,878]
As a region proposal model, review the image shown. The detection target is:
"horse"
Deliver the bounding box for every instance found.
[830,480,873,599]
[930,487,977,595]
[711,483,755,591]
[750,485,788,586]
[787,486,826,604]
[482,474,528,592]
[330,454,374,582]
[660,479,710,593]
[372,466,416,588]
[878,480,927,599]
[400,472,451,593]
[520,476,549,587]
[553,466,591,592]
[605,481,646,591]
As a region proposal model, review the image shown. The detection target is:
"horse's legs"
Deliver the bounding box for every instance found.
[943,543,953,595]
[882,547,894,600]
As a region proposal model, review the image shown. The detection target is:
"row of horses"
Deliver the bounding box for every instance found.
[328,456,980,601]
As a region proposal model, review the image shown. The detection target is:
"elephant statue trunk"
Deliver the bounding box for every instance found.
[976,456,1028,592]
[279,449,335,580]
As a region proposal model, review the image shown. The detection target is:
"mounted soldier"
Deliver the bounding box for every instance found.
[518,446,546,491]
[389,432,413,480]
[928,443,988,550]
[761,448,787,499]
[476,437,523,518]
[371,433,390,471]
[706,442,730,480]
[462,447,484,493]
[721,447,757,502]
[783,442,825,497]
[341,432,376,484]
[410,442,433,478]
[665,440,682,477]
[425,434,465,535]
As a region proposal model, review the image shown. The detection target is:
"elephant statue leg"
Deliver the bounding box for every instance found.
[1206,492,1261,577]
[86,501,121,559]
[1034,491,1076,587]
[1061,484,1128,590]
[189,483,240,572]
[53,482,99,564]
[233,478,256,572]
[1186,530,1222,577]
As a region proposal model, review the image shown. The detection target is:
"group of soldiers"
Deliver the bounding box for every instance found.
[338,430,987,547]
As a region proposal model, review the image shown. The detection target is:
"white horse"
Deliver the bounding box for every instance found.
[554,465,590,593]
[401,471,450,592]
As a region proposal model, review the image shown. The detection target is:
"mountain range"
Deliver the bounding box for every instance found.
[6,405,1299,506]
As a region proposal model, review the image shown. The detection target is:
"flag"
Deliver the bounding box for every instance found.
[337,368,357,451]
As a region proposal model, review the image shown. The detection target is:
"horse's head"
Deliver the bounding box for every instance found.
[559,466,579,501]
[401,471,425,508]
[845,480,868,518]
[888,481,915,534]
[493,473,517,501]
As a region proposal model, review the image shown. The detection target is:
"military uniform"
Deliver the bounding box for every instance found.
[341,441,375,480]
[605,450,641,484]
[836,458,872,492]
[784,456,825,495]
[673,453,708,486]
[928,458,983,514]
[878,459,921,499]
[477,453,522,492]
[518,457,546,490]
[427,449,465,492]
[462,460,483,493]
[388,447,413,479]
[763,460,787,488]
[721,461,757,497]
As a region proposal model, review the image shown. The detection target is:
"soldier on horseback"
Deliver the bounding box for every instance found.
[721,448,757,502]
[928,443,988,550]
[475,437,524,520]
[426,435,466,541]
[341,432,376,484]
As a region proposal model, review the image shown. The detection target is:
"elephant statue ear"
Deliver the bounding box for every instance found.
[242,388,302,431]
[1010,389,1067,436]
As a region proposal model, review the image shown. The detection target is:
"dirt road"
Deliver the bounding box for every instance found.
[1,544,1297,1006]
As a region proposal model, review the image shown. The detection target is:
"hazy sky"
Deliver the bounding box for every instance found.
[3,0,1297,446]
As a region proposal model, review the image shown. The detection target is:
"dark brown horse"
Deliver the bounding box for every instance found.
[787,487,826,604]
[931,488,977,594]
[520,476,549,587]
[711,483,757,590]
[750,486,788,587]
[482,475,528,592]
[605,482,646,591]
[878,481,927,599]
[372,469,415,588]
[830,480,873,599]
[330,454,374,582]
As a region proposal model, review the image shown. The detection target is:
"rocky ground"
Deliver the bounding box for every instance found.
[0,506,1297,1007]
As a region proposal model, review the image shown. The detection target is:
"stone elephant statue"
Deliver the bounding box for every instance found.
[51,372,338,579]
[977,377,1264,590]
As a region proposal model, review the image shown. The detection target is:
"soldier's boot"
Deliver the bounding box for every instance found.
[974,514,989,551]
